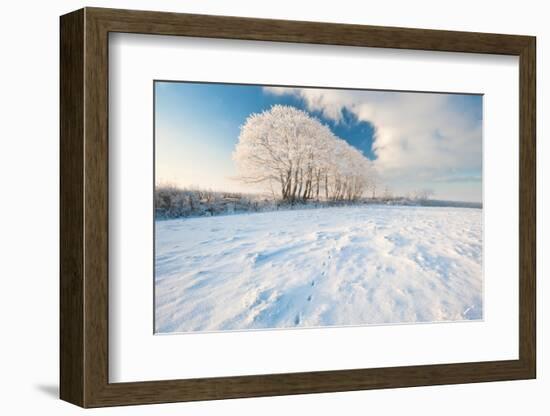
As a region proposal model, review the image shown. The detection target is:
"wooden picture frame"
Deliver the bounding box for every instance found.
[60,7,536,408]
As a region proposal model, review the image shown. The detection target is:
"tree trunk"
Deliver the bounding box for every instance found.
[297,168,303,201]
[291,169,299,202]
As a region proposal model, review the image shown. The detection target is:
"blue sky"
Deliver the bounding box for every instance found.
[155,81,482,202]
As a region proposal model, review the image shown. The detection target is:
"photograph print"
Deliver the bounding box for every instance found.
[154,81,483,334]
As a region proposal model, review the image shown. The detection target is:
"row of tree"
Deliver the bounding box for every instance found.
[233,105,378,203]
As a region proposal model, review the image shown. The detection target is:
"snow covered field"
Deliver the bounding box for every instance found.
[155,205,482,333]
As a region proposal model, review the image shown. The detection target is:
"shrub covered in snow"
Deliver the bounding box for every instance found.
[154,185,479,219]
[155,186,264,218]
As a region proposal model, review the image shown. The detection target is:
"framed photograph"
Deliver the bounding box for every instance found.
[60,7,536,407]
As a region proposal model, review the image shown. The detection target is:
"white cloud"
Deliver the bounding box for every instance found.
[264,86,482,200]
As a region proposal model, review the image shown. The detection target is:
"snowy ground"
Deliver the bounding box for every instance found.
[155,205,482,333]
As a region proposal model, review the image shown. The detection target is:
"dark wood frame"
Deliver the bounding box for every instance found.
[60,7,536,408]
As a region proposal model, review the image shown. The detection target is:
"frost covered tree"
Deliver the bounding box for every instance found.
[382,186,393,200]
[414,188,435,201]
[233,105,376,202]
